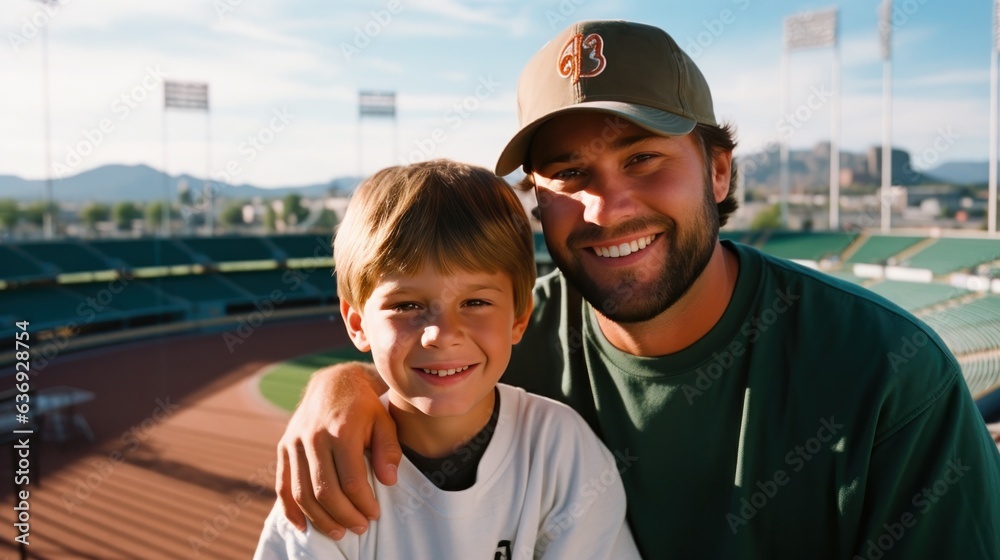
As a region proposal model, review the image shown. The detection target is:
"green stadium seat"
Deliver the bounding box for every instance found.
[65,279,187,316]
[19,241,113,273]
[759,232,857,261]
[923,296,1000,355]
[866,280,969,312]
[88,239,197,268]
[0,245,50,281]
[904,239,1000,275]
[223,269,326,299]
[845,236,925,265]
[0,285,97,326]
[957,356,1000,397]
[268,234,332,260]
[151,274,249,303]
[180,236,276,263]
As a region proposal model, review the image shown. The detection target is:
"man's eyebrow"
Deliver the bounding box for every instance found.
[610,133,658,151]
[534,133,660,167]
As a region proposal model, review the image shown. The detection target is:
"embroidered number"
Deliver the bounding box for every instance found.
[557,33,607,83]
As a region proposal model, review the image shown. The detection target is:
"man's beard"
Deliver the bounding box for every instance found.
[550,183,720,324]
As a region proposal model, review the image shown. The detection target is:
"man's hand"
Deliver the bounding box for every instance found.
[275,362,401,539]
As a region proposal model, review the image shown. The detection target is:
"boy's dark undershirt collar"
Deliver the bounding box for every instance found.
[400,387,501,491]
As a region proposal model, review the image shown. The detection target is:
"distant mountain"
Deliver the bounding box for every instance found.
[924,161,989,185]
[736,143,987,193]
[0,164,362,203]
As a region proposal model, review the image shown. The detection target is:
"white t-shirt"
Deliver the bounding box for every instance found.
[254,383,640,559]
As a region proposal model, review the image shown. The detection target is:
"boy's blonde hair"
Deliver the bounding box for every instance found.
[334,159,535,316]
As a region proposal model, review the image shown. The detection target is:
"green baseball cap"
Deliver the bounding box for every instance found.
[495,20,717,176]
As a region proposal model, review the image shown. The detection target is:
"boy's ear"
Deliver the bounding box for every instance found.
[341,299,371,352]
[510,298,533,345]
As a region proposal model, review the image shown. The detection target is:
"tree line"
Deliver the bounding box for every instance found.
[0,193,337,237]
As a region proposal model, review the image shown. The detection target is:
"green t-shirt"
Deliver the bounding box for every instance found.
[504,240,1000,559]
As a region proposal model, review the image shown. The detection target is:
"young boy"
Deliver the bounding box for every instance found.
[254,160,639,559]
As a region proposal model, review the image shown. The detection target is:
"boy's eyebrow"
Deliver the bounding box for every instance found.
[378,279,506,294]
[463,282,505,292]
[535,133,659,167]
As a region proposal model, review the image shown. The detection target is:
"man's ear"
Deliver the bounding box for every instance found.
[711,149,733,204]
[510,298,533,345]
[341,299,371,352]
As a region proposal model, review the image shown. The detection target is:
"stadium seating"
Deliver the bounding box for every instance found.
[845,235,925,264]
[922,296,1000,356]
[65,279,188,317]
[757,231,857,261]
[904,238,1000,275]
[17,241,113,274]
[152,273,249,303]
[268,233,333,260]
[88,239,197,268]
[956,356,1000,397]
[180,236,277,263]
[0,245,50,281]
[0,284,93,327]
[866,280,969,312]
[822,270,866,285]
[223,269,329,299]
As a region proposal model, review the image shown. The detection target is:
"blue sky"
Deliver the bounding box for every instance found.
[1,0,996,189]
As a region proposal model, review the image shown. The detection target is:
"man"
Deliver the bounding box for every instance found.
[277,20,1000,558]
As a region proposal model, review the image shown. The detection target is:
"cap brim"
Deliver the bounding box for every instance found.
[495,101,697,176]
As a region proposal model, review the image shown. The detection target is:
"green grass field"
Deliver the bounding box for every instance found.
[259,345,373,411]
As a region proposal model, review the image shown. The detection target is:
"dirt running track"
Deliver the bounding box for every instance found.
[0,315,348,559]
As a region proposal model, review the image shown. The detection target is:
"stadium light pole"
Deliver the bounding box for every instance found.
[990,0,999,235]
[163,81,210,237]
[779,50,790,229]
[358,90,397,177]
[782,9,838,231]
[880,0,893,234]
[830,22,841,231]
[33,0,59,239]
